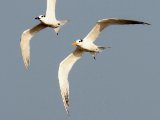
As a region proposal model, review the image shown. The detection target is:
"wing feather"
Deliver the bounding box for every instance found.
[58,48,83,113]
[20,23,46,69]
[84,18,150,42]
[46,0,56,22]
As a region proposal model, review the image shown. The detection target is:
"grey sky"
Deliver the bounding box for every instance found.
[0,0,159,120]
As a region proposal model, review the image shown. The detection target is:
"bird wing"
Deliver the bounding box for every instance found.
[58,48,84,114]
[20,23,47,69]
[84,18,150,42]
[46,0,57,22]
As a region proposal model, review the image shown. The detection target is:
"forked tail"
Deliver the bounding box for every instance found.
[54,20,68,35]
[60,20,68,26]
[98,46,107,52]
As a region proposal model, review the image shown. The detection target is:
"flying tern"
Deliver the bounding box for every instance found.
[58,18,150,113]
[20,0,68,69]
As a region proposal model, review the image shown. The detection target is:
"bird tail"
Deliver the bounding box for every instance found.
[60,20,68,26]
[54,20,68,35]
[98,46,107,52]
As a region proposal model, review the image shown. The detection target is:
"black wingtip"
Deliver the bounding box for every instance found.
[144,22,151,25]
[137,21,150,25]
[123,20,151,25]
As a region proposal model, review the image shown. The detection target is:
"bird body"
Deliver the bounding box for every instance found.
[20,0,68,69]
[58,18,150,113]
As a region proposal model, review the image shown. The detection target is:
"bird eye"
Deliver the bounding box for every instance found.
[58,23,60,25]
[80,39,83,42]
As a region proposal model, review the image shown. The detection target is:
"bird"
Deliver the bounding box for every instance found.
[58,18,150,113]
[20,0,68,69]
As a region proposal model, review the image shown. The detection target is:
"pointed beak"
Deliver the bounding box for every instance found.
[35,17,39,20]
[72,41,78,46]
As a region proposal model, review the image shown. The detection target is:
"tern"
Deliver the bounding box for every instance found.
[58,18,150,113]
[20,0,68,69]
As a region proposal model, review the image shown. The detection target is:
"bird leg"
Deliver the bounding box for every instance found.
[54,27,60,35]
[91,52,98,60]
[90,46,111,60]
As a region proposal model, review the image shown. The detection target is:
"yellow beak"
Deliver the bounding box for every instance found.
[72,41,78,46]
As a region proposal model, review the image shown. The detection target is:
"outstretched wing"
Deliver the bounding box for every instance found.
[20,23,46,69]
[58,48,84,114]
[46,0,57,22]
[84,18,150,42]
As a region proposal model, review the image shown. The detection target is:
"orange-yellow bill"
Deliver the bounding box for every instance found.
[72,41,78,46]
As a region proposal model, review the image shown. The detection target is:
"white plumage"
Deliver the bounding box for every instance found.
[20,0,68,69]
[58,18,150,113]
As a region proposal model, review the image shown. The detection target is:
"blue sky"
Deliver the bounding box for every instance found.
[0,0,159,120]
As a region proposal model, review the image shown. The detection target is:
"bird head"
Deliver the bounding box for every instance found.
[72,39,83,46]
[35,15,45,20]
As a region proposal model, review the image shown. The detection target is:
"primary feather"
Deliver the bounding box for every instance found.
[20,23,46,69]
[58,48,83,113]
[46,0,56,22]
[84,18,150,42]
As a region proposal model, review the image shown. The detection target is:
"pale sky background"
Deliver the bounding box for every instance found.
[0,0,159,120]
